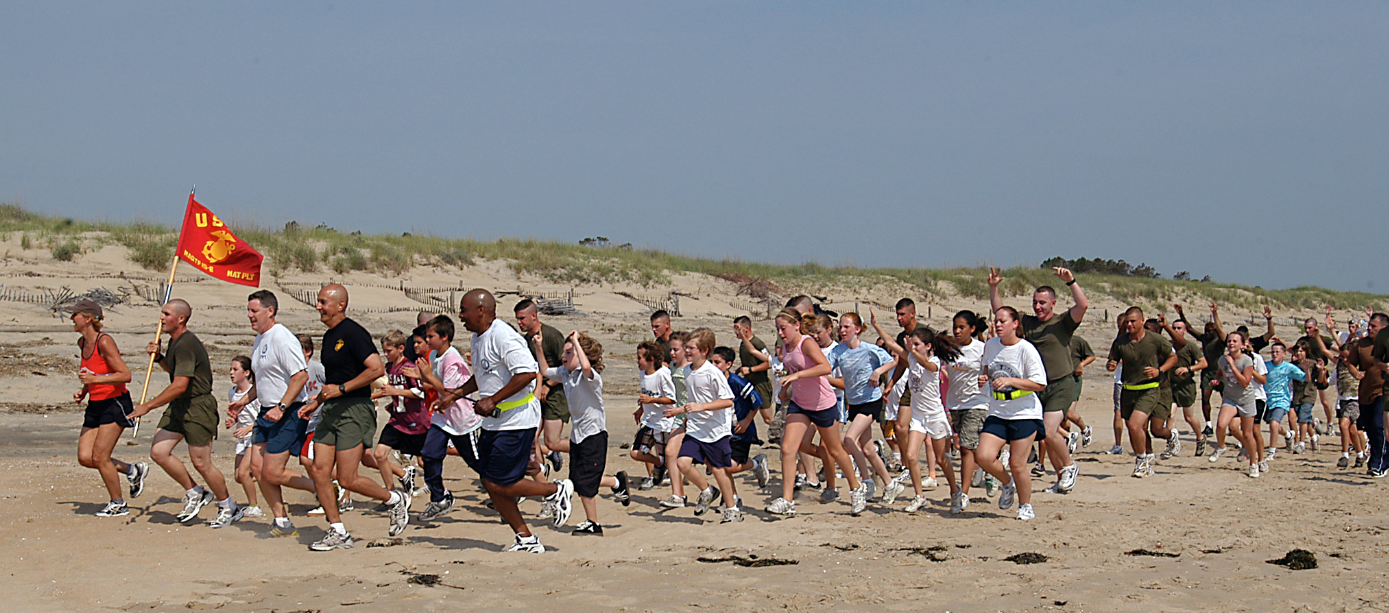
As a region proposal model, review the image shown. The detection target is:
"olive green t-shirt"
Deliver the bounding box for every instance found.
[528,324,568,415]
[1297,334,1337,361]
[1108,331,1173,387]
[739,336,770,385]
[163,330,214,413]
[1021,312,1081,382]
[1171,341,1203,393]
[1068,336,1094,376]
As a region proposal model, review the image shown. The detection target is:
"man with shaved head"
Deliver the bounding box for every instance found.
[296,284,407,551]
[132,299,238,525]
[433,288,574,553]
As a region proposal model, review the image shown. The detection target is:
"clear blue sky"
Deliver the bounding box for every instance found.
[4,2,1386,291]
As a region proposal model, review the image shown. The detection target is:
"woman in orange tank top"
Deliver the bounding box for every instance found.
[67,299,147,517]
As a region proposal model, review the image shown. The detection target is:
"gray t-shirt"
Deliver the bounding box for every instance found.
[546,365,604,444]
[1220,354,1256,407]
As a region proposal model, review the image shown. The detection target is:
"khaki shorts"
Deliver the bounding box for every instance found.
[315,396,377,451]
[754,381,774,411]
[157,395,218,447]
[1120,387,1170,421]
[1040,375,1078,413]
[1172,383,1198,409]
[950,408,988,450]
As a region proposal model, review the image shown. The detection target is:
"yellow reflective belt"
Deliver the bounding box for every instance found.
[496,393,536,412]
[1122,381,1160,391]
[992,389,1035,401]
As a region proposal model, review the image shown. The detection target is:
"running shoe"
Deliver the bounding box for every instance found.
[1027,447,1038,464]
[720,507,744,523]
[1310,434,1319,452]
[95,501,129,517]
[1016,503,1035,521]
[1258,460,1269,474]
[1266,447,1277,459]
[765,497,796,516]
[1202,424,1214,437]
[536,501,555,520]
[1285,431,1295,450]
[1354,454,1366,469]
[613,471,631,507]
[971,468,984,488]
[694,486,720,516]
[752,454,771,488]
[177,489,215,523]
[1237,447,1249,461]
[904,495,928,513]
[127,462,149,499]
[504,533,545,553]
[1081,426,1093,448]
[1057,464,1078,493]
[1371,468,1389,478]
[1067,431,1080,455]
[949,491,966,514]
[546,479,574,527]
[571,520,603,536]
[984,476,1000,498]
[1338,455,1351,469]
[948,448,960,462]
[652,465,667,487]
[862,478,876,501]
[1107,445,1124,455]
[999,449,1011,466]
[658,495,687,509]
[337,481,353,513]
[891,469,911,486]
[1293,442,1305,455]
[419,492,454,522]
[268,521,298,538]
[208,505,244,528]
[882,481,906,505]
[309,529,354,551]
[547,450,564,473]
[387,491,412,537]
[1163,432,1182,459]
[1195,438,1207,457]
[875,444,891,472]
[307,505,326,516]
[922,477,938,490]
[998,481,1016,510]
[1248,464,1260,478]
[638,476,656,491]
[242,505,264,518]
[1131,457,1147,478]
[819,487,839,504]
[1208,446,1226,462]
[1030,464,1045,478]
[1042,483,1063,494]
[400,466,418,496]
[849,485,867,516]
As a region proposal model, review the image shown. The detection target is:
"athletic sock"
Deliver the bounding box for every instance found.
[274,517,292,528]
[112,498,125,505]
[330,522,347,535]
[187,486,203,498]
[218,498,237,510]
[387,491,402,506]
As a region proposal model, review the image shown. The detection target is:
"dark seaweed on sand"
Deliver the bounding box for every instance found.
[1266,549,1317,570]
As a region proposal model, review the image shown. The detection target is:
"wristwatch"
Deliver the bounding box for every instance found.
[338,384,348,395]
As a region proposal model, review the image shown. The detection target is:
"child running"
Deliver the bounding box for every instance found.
[413,317,484,522]
[1211,331,1262,477]
[659,331,694,508]
[827,313,899,503]
[1262,342,1304,465]
[872,310,964,513]
[664,328,743,522]
[765,309,866,516]
[225,356,262,517]
[975,306,1048,521]
[711,346,770,491]
[68,299,147,517]
[536,330,629,534]
[369,330,427,500]
[948,310,993,506]
[633,341,676,490]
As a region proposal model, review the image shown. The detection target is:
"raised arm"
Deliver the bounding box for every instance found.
[988,267,1005,315]
[1209,303,1226,341]
[1260,305,1276,344]
[1054,267,1088,324]
[568,330,594,379]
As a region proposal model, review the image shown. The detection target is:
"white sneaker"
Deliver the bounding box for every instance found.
[241,505,264,518]
[1162,433,1181,459]
[1248,464,1260,478]
[998,481,1016,510]
[1016,503,1035,521]
[1311,434,1319,452]
[881,481,906,505]
[504,533,545,553]
[849,485,867,516]
[1208,446,1226,462]
[658,495,686,509]
[862,479,876,501]
[1081,426,1093,447]
[545,479,574,527]
[971,468,984,488]
[1057,464,1078,492]
[1066,431,1080,454]
[765,497,796,516]
[720,507,744,523]
[904,495,928,512]
[1258,460,1269,474]
[1132,457,1147,478]
[922,477,938,490]
[1107,445,1124,455]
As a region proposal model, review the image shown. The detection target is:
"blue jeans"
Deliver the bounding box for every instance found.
[1358,396,1387,472]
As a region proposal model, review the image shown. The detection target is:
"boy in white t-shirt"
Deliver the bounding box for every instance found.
[663,328,740,523]
[632,341,676,490]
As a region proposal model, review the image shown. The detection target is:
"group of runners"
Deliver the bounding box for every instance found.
[66,270,1389,552]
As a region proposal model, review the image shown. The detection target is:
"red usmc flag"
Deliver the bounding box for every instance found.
[175,194,263,287]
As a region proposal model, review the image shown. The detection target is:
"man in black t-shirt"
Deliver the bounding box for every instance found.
[297,284,408,551]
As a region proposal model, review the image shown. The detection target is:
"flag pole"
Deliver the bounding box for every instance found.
[131,188,191,439]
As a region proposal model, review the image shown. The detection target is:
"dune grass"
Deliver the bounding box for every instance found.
[1,203,1383,312]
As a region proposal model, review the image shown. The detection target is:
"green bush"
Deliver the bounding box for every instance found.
[51,240,81,262]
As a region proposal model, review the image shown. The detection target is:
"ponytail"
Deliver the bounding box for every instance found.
[911,326,962,363]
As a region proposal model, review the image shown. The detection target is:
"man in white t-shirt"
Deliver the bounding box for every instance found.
[227,290,318,536]
[433,289,574,553]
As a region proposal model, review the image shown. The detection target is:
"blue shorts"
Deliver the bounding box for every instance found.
[787,401,838,429]
[980,416,1044,442]
[679,435,734,469]
[251,404,308,456]
[477,428,536,487]
[1263,406,1290,425]
[1295,402,1316,424]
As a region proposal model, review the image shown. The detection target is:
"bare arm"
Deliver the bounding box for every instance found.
[1054,267,1088,324]
[987,267,1004,315]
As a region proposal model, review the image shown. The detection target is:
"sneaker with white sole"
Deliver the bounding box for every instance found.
[971,468,984,488]
[721,507,744,523]
[694,487,720,516]
[1162,433,1181,459]
[1016,503,1035,521]
[1107,445,1124,455]
[570,520,603,536]
[419,492,454,522]
[1057,464,1078,492]
[862,479,876,501]
[1338,455,1351,469]
[1258,460,1269,474]
[882,481,906,505]
[1066,431,1080,455]
[1081,426,1093,447]
[1248,464,1260,478]
[127,462,149,499]
[95,501,129,517]
[207,505,244,528]
[177,489,215,523]
[638,476,656,491]
[922,477,938,490]
[613,471,631,507]
[984,476,1000,498]
[535,501,555,520]
[753,454,771,488]
[904,495,928,512]
[387,491,411,537]
[307,505,327,516]
[1194,438,1207,457]
[546,479,574,527]
[658,495,686,509]
[765,497,796,516]
[1310,434,1319,452]
[1042,483,1063,494]
[1208,446,1226,462]
[850,485,867,515]
[268,522,298,538]
[309,529,354,551]
[998,481,1016,510]
[241,505,264,518]
[504,533,545,553]
[399,466,418,496]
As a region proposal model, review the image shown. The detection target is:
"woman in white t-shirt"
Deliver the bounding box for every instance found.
[976,306,1048,521]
